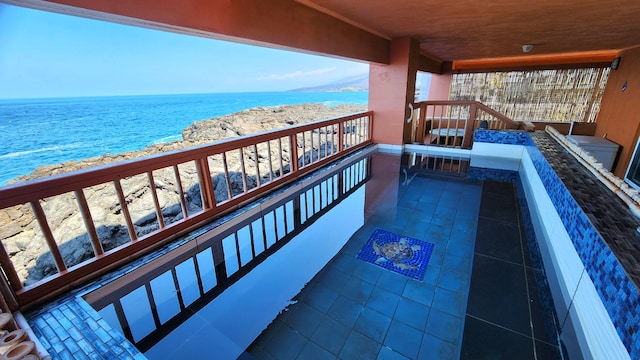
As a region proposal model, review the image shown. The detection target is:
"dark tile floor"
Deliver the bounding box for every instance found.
[460,180,563,359]
[246,175,562,359]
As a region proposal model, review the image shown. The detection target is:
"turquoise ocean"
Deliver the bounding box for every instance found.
[0,91,368,186]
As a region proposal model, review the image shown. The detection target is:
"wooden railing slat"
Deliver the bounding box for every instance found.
[74,190,104,256]
[30,201,67,273]
[113,179,138,242]
[239,148,248,194]
[222,152,234,202]
[147,172,166,230]
[253,144,261,188]
[266,141,273,183]
[277,138,284,178]
[290,135,299,173]
[173,165,189,219]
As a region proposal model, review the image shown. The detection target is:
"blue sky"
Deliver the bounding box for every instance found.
[0,4,369,99]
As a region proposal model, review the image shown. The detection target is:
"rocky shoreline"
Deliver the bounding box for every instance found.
[1,103,367,286]
[12,103,367,183]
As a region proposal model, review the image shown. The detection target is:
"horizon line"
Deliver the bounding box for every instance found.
[0,89,369,101]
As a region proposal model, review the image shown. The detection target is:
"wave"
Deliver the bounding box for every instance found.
[322,100,366,107]
[18,116,88,127]
[151,135,182,145]
[0,143,85,159]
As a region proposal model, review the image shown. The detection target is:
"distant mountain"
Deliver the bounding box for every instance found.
[291,74,368,92]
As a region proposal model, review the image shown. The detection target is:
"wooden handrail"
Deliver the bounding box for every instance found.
[418,100,519,128]
[0,111,372,310]
[474,102,520,129]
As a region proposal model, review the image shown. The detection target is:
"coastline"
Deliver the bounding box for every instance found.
[1,92,368,185]
[8,102,367,184]
[1,102,368,286]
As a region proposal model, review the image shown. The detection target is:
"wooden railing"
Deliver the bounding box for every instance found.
[0,112,372,310]
[411,100,520,148]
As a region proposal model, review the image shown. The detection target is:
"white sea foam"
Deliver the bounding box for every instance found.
[0,143,85,159]
[151,135,182,145]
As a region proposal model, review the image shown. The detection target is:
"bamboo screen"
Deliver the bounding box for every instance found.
[449,68,610,123]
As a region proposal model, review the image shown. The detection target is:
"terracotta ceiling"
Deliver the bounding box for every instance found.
[297,0,640,63]
[8,0,640,71]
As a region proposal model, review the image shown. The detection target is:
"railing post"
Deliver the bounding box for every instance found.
[290,134,299,173]
[0,267,19,310]
[368,113,373,142]
[462,103,477,148]
[338,122,344,153]
[419,103,428,143]
[0,241,22,295]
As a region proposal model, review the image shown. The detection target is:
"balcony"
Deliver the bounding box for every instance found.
[0,102,639,359]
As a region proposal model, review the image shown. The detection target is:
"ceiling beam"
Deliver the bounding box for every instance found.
[417,53,444,74]
[451,50,620,72]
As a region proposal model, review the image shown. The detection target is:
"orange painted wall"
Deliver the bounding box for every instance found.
[594,46,640,177]
[369,37,420,145]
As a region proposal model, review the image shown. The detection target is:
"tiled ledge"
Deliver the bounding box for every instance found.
[473,129,639,359]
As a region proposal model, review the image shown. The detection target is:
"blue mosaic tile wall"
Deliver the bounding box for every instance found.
[474,129,534,146]
[479,129,640,358]
[467,167,520,183]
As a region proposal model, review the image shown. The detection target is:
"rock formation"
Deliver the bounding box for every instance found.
[0,103,367,286]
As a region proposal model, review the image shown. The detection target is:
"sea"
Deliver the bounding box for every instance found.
[0,91,368,186]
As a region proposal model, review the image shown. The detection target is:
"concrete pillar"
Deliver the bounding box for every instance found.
[368,37,420,145]
[427,73,452,100]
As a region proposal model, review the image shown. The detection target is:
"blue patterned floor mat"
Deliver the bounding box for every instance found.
[357,228,434,281]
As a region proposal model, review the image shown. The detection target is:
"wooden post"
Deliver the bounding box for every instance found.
[196,158,216,209]
[462,103,477,148]
[0,241,22,294]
